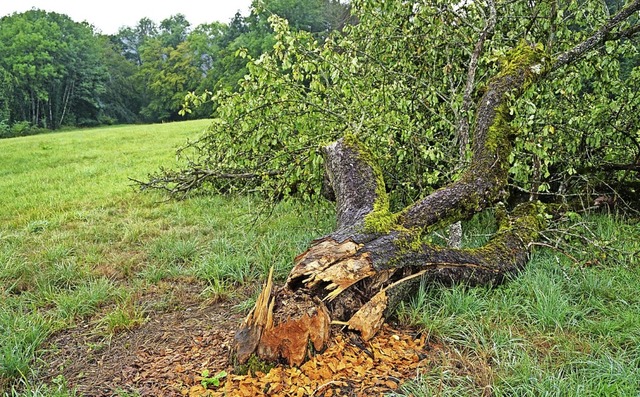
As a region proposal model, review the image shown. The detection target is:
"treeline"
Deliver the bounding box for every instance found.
[0,0,350,137]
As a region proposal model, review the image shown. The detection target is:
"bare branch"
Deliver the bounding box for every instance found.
[131,169,281,198]
[456,0,497,159]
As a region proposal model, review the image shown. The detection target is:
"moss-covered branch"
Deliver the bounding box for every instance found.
[398,41,547,232]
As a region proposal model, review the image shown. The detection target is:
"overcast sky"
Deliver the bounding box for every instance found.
[0,0,254,35]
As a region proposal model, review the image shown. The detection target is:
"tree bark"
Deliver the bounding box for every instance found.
[233,133,543,366]
[232,0,640,367]
[232,46,546,366]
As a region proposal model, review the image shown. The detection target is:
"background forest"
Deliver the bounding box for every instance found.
[0,0,351,137]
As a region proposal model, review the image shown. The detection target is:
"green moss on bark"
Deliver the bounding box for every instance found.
[469,202,546,267]
[342,133,403,234]
[497,40,547,82]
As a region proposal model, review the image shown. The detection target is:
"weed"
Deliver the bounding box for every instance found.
[200,369,227,388]
[5,376,77,397]
[53,278,119,321]
[201,278,236,303]
[139,262,184,283]
[0,309,50,385]
[25,221,49,234]
[147,236,200,266]
[113,388,141,397]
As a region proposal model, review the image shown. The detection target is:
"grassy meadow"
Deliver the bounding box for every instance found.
[1,121,640,396]
[0,121,334,395]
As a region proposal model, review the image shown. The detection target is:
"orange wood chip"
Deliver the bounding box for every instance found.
[180,324,430,397]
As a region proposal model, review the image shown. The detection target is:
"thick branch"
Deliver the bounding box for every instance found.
[400,46,542,231]
[367,203,542,283]
[288,202,544,341]
[321,136,382,236]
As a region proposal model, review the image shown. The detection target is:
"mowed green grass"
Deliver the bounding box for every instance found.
[1,121,639,396]
[0,121,334,395]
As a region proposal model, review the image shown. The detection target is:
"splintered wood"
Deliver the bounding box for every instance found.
[235,267,332,366]
[257,302,331,366]
[233,268,276,364]
[288,239,362,285]
[346,290,387,341]
[289,238,375,303]
[183,325,429,397]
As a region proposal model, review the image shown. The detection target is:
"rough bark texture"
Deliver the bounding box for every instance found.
[233,130,542,366]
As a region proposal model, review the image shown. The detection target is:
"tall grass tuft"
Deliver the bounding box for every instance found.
[0,309,50,384]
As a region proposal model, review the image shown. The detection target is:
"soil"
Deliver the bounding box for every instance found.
[40,283,244,396]
[38,282,487,397]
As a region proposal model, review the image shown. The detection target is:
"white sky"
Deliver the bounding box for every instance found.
[0,0,254,35]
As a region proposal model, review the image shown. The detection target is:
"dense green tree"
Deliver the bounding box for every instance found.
[139,39,201,121]
[185,22,238,116]
[132,15,201,121]
[204,1,351,93]
[115,17,158,66]
[0,66,13,122]
[97,35,143,124]
[0,2,352,130]
[123,2,353,122]
[158,14,191,48]
[257,0,352,36]
[0,10,107,129]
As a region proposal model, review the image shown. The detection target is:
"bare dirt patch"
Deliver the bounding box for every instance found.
[40,285,243,396]
[39,284,489,397]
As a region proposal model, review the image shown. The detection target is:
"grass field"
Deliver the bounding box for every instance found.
[1,121,639,396]
[393,213,640,396]
[0,121,334,395]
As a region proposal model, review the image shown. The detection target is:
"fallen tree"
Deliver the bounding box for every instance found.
[231,0,640,366]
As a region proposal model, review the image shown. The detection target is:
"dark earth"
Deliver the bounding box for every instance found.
[38,281,492,396]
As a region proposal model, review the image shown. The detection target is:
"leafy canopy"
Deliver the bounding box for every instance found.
[0,9,107,129]
[148,0,639,208]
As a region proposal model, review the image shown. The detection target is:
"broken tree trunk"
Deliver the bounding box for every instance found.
[233,0,640,360]
[232,44,547,366]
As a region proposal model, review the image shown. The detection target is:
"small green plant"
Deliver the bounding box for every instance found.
[147,237,200,265]
[200,370,227,389]
[26,220,49,234]
[201,278,235,303]
[113,388,141,397]
[234,354,274,375]
[5,374,78,396]
[0,309,50,384]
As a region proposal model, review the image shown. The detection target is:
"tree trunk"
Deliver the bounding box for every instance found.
[232,0,640,366]
[232,44,546,366]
